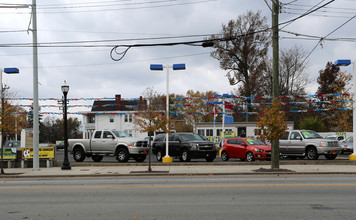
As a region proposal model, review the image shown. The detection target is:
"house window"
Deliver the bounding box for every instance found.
[109,115,114,123]
[87,115,95,123]
[198,129,205,136]
[217,129,222,137]
[206,129,213,137]
[125,114,132,122]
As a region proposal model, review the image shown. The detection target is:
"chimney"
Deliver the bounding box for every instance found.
[115,94,121,111]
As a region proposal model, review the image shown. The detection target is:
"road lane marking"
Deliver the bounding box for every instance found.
[1,184,356,190]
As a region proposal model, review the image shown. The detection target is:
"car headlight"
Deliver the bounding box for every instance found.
[128,142,136,147]
[255,148,264,152]
[320,141,328,147]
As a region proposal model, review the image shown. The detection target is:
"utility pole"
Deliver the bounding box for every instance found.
[272,0,280,169]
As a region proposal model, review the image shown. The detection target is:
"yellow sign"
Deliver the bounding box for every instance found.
[22,147,55,159]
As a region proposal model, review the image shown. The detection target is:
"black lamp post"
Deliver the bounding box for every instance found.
[61,81,71,170]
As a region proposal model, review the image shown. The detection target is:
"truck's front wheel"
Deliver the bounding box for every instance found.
[306,147,319,160]
[116,148,129,162]
[73,147,85,162]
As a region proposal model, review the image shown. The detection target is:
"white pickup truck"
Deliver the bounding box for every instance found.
[279,130,342,160]
[68,130,148,163]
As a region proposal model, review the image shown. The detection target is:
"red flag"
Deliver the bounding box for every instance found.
[225,101,233,110]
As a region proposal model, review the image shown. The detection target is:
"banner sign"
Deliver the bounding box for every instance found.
[22,147,55,159]
[1,148,17,160]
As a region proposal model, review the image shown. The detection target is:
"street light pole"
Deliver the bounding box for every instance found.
[0,68,19,175]
[335,59,356,160]
[150,63,186,163]
[61,81,71,170]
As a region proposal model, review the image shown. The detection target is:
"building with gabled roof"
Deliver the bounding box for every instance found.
[81,94,148,139]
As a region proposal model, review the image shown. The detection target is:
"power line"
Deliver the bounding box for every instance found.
[301,13,356,65]
[0,0,216,14]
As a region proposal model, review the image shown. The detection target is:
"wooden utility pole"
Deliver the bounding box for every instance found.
[272,0,280,169]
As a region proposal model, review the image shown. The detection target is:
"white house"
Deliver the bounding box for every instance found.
[81,94,148,140]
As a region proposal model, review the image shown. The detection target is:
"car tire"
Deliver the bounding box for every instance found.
[133,155,146,162]
[324,154,337,160]
[306,147,319,160]
[180,149,191,162]
[206,154,215,162]
[156,150,163,162]
[116,148,129,162]
[246,152,255,162]
[92,155,103,162]
[221,151,229,161]
[73,147,85,162]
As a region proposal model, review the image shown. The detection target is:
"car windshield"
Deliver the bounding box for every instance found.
[179,134,204,141]
[301,131,323,139]
[112,131,131,138]
[346,137,353,143]
[245,139,265,145]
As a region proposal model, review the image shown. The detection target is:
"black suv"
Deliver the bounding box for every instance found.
[152,133,217,162]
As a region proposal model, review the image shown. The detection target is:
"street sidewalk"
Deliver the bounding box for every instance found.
[2,162,356,178]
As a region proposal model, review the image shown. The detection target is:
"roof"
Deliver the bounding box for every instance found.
[91,99,146,112]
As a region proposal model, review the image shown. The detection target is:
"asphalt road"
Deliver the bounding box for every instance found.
[55,149,351,164]
[1,175,356,219]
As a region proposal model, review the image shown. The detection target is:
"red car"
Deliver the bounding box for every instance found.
[221,138,271,162]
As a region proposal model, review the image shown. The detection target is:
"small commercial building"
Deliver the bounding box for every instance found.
[196,121,294,143]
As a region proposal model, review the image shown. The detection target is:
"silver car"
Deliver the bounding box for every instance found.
[341,137,353,154]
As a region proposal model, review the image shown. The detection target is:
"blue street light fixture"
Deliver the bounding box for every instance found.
[335,59,356,160]
[150,63,186,163]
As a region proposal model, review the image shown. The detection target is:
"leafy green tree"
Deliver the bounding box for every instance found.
[299,117,325,132]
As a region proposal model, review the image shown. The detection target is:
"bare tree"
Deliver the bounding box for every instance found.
[209,10,270,98]
[261,46,309,96]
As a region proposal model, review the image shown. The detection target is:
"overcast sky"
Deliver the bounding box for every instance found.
[1,0,356,115]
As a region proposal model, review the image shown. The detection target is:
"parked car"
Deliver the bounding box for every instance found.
[325,135,345,143]
[340,137,353,154]
[152,133,217,162]
[279,130,342,160]
[68,130,148,162]
[221,137,271,162]
[3,140,20,148]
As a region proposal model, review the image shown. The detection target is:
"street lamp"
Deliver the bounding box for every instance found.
[335,59,356,160]
[150,63,186,163]
[0,67,19,175]
[61,81,71,170]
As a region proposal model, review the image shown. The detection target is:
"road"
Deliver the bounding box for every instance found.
[1,175,356,219]
[55,149,351,164]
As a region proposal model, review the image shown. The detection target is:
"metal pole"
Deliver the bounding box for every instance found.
[61,92,71,170]
[32,0,40,171]
[165,65,170,158]
[0,69,3,174]
[272,0,280,169]
[351,61,356,160]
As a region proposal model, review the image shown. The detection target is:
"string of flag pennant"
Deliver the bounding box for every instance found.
[8,93,352,115]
